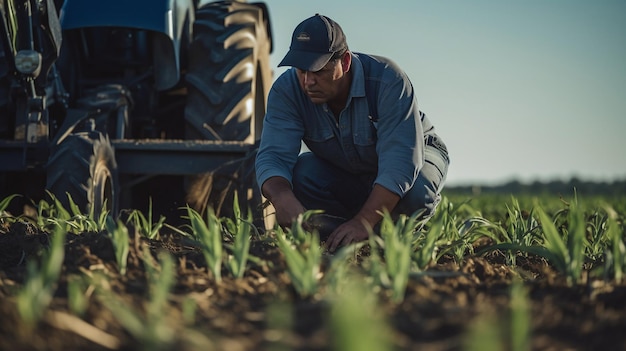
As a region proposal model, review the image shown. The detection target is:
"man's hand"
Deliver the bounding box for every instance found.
[273,195,306,228]
[325,218,370,253]
[262,176,305,228]
[325,184,402,252]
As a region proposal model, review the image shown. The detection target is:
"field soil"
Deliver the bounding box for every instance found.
[1,220,625,351]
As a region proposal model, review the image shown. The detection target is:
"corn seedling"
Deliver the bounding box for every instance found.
[475,202,540,267]
[368,211,414,303]
[274,212,323,298]
[106,216,130,275]
[16,224,67,326]
[463,311,503,351]
[0,194,20,223]
[328,274,393,351]
[435,197,497,263]
[186,205,223,283]
[537,202,586,285]
[126,198,166,239]
[482,202,587,286]
[413,209,443,270]
[585,210,613,263]
[604,206,625,282]
[499,198,541,265]
[96,249,177,351]
[222,192,254,279]
[67,275,91,317]
[464,279,531,351]
[509,279,531,351]
[323,241,367,296]
[35,192,109,233]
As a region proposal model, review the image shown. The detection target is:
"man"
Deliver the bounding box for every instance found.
[255,14,449,252]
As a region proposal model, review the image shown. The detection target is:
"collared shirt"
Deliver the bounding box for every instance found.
[256,52,436,198]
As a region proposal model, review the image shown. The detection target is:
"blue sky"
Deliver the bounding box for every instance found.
[261,0,626,186]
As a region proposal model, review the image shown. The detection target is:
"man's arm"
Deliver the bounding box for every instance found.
[256,71,308,227]
[261,176,306,228]
[326,58,421,252]
[325,184,400,252]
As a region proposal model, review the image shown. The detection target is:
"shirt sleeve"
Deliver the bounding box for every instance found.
[255,70,305,191]
[373,68,425,197]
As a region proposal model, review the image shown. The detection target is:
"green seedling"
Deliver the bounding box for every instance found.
[186,206,223,283]
[67,275,90,317]
[413,209,443,270]
[370,211,414,303]
[126,198,166,239]
[463,311,503,351]
[536,202,586,285]
[0,194,20,227]
[274,212,323,298]
[509,279,531,351]
[499,198,541,265]
[328,273,393,351]
[222,191,254,279]
[0,193,19,213]
[322,241,366,296]
[434,197,498,263]
[35,192,109,233]
[106,216,130,275]
[604,206,626,282]
[16,224,67,326]
[463,279,531,351]
[96,249,178,351]
[480,202,586,286]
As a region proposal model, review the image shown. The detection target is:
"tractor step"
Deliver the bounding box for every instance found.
[112,139,254,175]
[0,139,256,175]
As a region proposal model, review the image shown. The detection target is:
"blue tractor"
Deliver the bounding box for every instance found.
[0,0,273,223]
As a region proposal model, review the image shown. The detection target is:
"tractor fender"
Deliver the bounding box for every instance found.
[59,0,194,90]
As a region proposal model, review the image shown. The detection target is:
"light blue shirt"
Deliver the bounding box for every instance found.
[256,52,436,198]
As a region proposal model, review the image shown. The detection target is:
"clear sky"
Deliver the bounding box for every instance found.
[261,0,626,186]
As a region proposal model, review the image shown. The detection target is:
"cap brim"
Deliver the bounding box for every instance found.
[278,49,334,71]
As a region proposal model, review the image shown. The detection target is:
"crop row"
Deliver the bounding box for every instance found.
[0,191,624,350]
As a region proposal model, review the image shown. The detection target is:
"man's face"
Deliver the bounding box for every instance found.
[296,58,344,105]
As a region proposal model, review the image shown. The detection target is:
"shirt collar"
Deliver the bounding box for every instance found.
[349,52,366,99]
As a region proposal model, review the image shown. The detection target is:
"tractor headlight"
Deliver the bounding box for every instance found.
[15,50,42,77]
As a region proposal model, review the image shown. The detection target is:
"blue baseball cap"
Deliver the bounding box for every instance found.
[279,14,348,71]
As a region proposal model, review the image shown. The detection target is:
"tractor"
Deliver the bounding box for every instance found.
[0,0,273,226]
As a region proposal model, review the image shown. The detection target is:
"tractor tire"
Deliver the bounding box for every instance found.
[46,130,119,217]
[184,0,272,143]
[184,1,273,228]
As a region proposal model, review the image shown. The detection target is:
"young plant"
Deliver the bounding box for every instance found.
[37,192,109,233]
[274,212,323,298]
[67,275,90,317]
[222,192,254,279]
[604,206,625,282]
[371,211,414,303]
[509,279,531,351]
[0,194,19,220]
[500,198,541,265]
[434,197,497,263]
[126,198,166,239]
[537,202,586,285]
[328,273,393,351]
[585,209,614,264]
[186,206,223,283]
[106,216,130,275]
[95,249,178,351]
[16,224,67,326]
[481,201,586,286]
[413,209,443,270]
[463,279,531,351]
